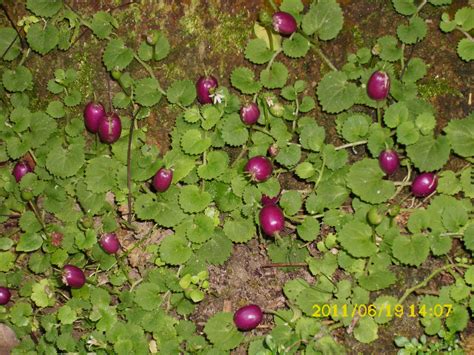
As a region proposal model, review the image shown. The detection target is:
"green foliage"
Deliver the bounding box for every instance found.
[0,1,472,353]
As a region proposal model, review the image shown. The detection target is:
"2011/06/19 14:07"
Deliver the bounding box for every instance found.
[311,303,453,319]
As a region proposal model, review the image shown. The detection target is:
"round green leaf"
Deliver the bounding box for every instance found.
[159,235,192,265]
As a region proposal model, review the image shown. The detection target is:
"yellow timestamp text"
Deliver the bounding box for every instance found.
[311,303,453,319]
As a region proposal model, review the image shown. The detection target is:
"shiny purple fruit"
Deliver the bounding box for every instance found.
[84,102,106,133]
[196,76,218,104]
[272,11,297,36]
[152,168,173,192]
[411,173,438,197]
[367,71,390,101]
[379,150,400,175]
[0,287,11,305]
[240,103,260,125]
[12,161,32,182]
[98,112,122,144]
[245,156,273,182]
[259,205,285,236]
[233,304,263,331]
[62,264,86,289]
[99,233,120,254]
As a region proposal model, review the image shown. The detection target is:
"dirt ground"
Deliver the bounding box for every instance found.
[1,0,472,353]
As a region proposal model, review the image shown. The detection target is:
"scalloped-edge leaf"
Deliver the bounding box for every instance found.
[317,71,357,113]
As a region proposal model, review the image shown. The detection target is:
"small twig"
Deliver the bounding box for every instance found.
[261,262,307,268]
[126,108,139,224]
[0,4,25,48]
[107,1,137,13]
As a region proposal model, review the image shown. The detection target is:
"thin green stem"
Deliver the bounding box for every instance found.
[126,107,139,224]
[334,140,367,151]
[390,164,412,200]
[456,27,474,42]
[265,27,275,52]
[231,145,248,168]
[439,232,463,237]
[415,0,428,15]
[267,0,278,11]
[18,48,30,67]
[28,201,46,230]
[65,3,167,97]
[314,155,326,189]
[292,92,300,133]
[266,48,282,71]
[252,125,272,137]
[393,181,412,187]
[133,53,166,96]
[398,263,470,304]
[299,31,338,71]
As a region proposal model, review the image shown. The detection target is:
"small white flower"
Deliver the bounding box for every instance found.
[265,97,274,107]
[210,90,225,104]
[87,335,99,347]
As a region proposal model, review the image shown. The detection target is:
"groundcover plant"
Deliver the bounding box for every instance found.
[0,0,473,353]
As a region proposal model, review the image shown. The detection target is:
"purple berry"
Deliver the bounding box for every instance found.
[62,264,86,289]
[99,233,120,254]
[84,102,106,133]
[196,76,218,104]
[245,156,273,182]
[267,144,279,158]
[379,150,400,175]
[0,287,11,305]
[233,304,263,331]
[367,71,390,101]
[272,12,297,36]
[152,168,173,192]
[259,205,285,236]
[98,112,122,144]
[12,161,33,182]
[411,173,438,197]
[240,103,260,125]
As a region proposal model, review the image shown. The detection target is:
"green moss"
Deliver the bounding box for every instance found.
[352,25,365,48]
[179,2,250,57]
[418,78,462,99]
[74,50,97,102]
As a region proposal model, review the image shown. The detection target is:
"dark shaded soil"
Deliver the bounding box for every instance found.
[1,0,472,354]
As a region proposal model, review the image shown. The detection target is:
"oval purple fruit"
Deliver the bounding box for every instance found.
[234,304,263,331]
[267,144,279,158]
[259,205,285,236]
[245,156,273,182]
[411,173,438,197]
[240,103,260,125]
[98,112,122,144]
[272,11,297,36]
[84,102,106,133]
[367,71,390,101]
[379,150,400,175]
[152,168,173,192]
[62,264,86,289]
[196,76,218,104]
[99,233,120,254]
[12,161,33,182]
[0,287,11,305]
